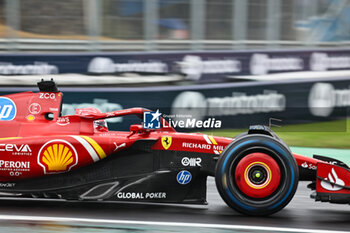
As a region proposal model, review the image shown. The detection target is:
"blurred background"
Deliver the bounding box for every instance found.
[0,0,349,51]
[0,2,349,232]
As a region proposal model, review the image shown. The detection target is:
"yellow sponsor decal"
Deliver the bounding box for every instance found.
[26,115,35,121]
[0,137,21,141]
[208,136,218,145]
[38,139,78,174]
[161,136,172,150]
[43,144,73,171]
[81,136,106,159]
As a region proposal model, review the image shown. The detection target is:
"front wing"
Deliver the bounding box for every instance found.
[313,162,350,204]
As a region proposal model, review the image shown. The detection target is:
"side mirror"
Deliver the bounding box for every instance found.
[130,124,144,133]
[128,124,150,138]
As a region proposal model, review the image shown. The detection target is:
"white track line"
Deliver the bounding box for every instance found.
[0,214,346,233]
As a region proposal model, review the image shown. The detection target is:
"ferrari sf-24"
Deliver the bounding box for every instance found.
[0,80,348,216]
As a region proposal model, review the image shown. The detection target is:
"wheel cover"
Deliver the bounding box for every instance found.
[235,152,281,198]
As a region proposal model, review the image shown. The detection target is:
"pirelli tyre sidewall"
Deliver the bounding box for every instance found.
[215,134,298,216]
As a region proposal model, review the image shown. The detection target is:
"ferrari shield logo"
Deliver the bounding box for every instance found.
[161,136,172,150]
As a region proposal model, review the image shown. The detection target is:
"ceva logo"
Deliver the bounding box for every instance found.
[0,97,16,121]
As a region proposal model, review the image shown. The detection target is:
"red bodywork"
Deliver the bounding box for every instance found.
[316,162,350,195]
[0,88,341,194]
[0,90,234,181]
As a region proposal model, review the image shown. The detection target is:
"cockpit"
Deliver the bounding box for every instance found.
[94,120,109,132]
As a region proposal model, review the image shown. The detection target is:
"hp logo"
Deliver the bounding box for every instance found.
[0,97,16,121]
[176,170,192,185]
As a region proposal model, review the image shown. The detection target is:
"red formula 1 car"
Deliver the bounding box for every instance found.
[0,80,348,216]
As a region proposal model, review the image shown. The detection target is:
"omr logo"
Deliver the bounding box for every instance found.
[0,97,16,121]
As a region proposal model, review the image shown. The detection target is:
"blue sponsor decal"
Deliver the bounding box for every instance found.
[0,97,16,121]
[143,109,161,129]
[176,170,192,185]
[249,125,267,131]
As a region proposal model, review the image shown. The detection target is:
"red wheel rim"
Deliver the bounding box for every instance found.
[235,152,281,198]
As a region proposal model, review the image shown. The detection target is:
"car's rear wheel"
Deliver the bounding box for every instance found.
[215,134,298,216]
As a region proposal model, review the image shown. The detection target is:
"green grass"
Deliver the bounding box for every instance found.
[201,119,350,149]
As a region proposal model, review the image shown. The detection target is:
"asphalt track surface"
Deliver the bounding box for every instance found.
[0,179,348,233]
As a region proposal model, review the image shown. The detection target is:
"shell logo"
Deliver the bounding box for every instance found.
[38,140,78,174]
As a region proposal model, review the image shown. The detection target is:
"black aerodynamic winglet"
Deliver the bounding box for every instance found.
[313,154,349,169]
[37,79,59,92]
